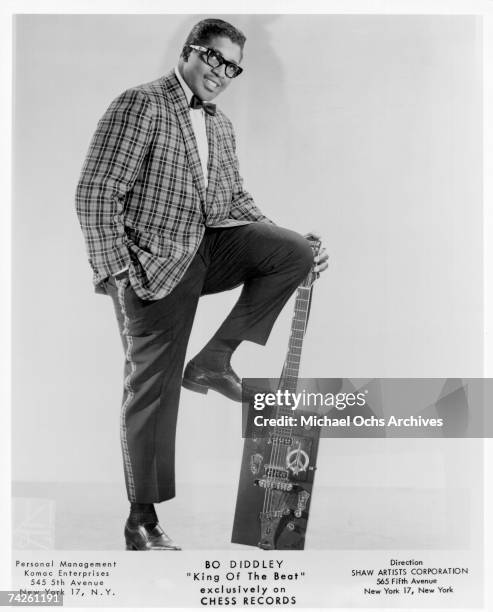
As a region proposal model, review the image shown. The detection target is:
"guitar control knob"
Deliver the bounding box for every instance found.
[286,522,295,531]
[294,510,302,518]
[250,453,263,475]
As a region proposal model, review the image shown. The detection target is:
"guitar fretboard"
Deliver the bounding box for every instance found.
[275,281,314,419]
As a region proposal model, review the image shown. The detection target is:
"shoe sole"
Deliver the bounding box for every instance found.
[183,378,245,402]
[125,545,181,550]
[182,378,209,394]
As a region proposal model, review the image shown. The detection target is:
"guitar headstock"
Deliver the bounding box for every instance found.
[305,236,321,287]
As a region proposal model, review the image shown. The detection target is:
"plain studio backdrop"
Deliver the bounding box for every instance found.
[12,14,483,550]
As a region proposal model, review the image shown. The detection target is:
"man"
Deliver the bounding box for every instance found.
[76,18,328,551]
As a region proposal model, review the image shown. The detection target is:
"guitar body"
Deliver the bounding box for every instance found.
[231,238,322,550]
[231,407,320,549]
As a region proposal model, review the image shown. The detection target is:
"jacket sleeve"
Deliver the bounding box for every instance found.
[75,88,155,281]
[227,123,275,225]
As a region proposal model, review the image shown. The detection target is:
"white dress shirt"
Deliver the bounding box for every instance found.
[174,66,209,188]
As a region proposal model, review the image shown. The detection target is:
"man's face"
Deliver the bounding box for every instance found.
[180,35,243,102]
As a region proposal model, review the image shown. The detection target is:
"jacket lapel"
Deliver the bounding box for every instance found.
[205,114,219,208]
[161,71,206,204]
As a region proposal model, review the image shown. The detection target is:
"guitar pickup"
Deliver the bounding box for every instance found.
[268,433,294,446]
[264,465,289,479]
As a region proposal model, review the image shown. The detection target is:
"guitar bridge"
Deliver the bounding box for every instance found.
[254,478,295,492]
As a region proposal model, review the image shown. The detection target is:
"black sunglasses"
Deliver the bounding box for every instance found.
[188,45,243,79]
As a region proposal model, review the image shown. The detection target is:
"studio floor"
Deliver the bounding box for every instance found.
[12,482,471,551]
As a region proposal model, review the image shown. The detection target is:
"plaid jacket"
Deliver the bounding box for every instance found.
[76,70,270,300]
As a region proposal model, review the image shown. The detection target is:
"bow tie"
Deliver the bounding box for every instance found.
[190,95,216,116]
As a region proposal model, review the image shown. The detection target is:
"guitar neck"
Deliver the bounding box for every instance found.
[277,283,313,403]
[275,237,319,420]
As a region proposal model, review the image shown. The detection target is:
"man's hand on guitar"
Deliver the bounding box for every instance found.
[304,232,329,275]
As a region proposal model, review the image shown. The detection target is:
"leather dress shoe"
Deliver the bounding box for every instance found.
[182,360,244,402]
[124,520,181,550]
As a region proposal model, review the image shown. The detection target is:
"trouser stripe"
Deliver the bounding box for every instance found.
[116,279,137,502]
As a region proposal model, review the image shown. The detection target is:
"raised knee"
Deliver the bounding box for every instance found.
[286,233,314,277]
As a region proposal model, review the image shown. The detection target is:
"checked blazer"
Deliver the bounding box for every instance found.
[76,70,270,301]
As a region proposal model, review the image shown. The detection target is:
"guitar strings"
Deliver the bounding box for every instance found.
[266,290,304,514]
[267,316,301,514]
[264,278,313,517]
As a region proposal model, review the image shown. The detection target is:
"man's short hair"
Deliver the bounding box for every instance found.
[181,18,246,60]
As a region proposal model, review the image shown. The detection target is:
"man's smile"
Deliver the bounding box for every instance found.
[204,76,221,91]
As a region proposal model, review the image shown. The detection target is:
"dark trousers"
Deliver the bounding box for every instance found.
[105,223,313,503]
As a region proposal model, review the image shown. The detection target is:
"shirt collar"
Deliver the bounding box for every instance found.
[174,66,194,105]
